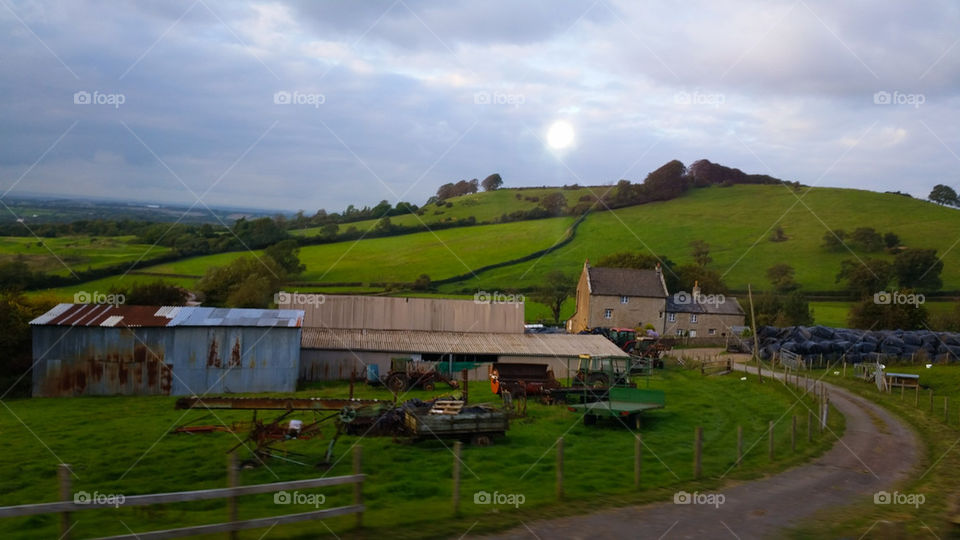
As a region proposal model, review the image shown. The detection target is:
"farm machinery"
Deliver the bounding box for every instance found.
[572,355,635,388]
[383,357,461,392]
[171,396,389,467]
[489,362,561,396]
[585,327,671,370]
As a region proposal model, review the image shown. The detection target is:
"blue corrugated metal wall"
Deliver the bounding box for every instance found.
[32,325,300,397]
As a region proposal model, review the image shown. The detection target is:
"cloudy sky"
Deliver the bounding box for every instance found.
[2,0,959,213]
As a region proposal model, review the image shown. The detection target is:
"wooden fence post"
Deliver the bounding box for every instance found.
[791,415,797,453]
[736,425,743,467]
[634,435,642,488]
[452,442,462,515]
[768,421,774,461]
[694,427,703,478]
[807,411,813,443]
[461,369,469,405]
[354,446,363,529]
[59,464,72,540]
[227,453,238,540]
[556,437,564,500]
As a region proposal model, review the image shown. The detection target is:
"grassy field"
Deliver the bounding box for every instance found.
[809,300,958,328]
[290,186,604,237]
[0,235,172,275]
[444,185,960,293]
[786,363,960,538]
[0,366,841,539]
[139,218,574,284]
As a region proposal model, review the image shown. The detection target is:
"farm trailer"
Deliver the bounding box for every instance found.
[567,387,666,429]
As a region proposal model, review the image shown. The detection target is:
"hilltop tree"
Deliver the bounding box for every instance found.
[481,173,503,191]
[675,264,726,294]
[264,239,305,276]
[929,184,958,206]
[197,256,285,308]
[850,227,884,252]
[531,270,575,324]
[596,251,679,291]
[689,240,712,267]
[641,159,688,201]
[835,258,892,298]
[821,229,848,252]
[766,263,799,293]
[893,248,943,291]
[540,192,568,215]
[884,232,900,250]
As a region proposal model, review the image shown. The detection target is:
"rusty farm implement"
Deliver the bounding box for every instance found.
[171,396,389,467]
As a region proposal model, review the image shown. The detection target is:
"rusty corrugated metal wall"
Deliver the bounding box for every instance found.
[32,326,300,397]
[279,295,525,333]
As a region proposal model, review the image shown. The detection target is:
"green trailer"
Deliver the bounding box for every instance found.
[567,387,665,429]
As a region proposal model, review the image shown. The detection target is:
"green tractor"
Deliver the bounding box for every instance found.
[572,355,635,388]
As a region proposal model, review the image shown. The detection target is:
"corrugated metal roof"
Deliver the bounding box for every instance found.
[30,304,304,328]
[300,328,628,358]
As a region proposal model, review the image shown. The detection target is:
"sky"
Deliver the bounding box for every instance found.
[1,0,959,213]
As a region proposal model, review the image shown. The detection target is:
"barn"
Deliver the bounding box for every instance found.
[276,294,627,381]
[30,304,304,397]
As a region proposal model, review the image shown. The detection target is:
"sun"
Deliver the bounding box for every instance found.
[546,120,575,150]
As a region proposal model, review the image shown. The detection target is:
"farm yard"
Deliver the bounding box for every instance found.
[0,363,841,539]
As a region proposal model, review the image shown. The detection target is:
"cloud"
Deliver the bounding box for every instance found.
[0,0,959,213]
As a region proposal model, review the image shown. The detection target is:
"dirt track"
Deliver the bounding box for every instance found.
[474,363,920,539]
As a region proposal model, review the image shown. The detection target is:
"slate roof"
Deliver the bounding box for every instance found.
[665,295,745,316]
[586,266,667,298]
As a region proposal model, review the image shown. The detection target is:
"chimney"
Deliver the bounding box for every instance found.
[692,280,701,300]
[655,262,661,275]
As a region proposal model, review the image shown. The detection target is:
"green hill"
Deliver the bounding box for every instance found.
[31,185,960,308]
[451,184,960,293]
[290,186,603,236]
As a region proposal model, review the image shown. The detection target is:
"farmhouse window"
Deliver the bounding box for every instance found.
[604,309,613,319]
[667,313,676,322]
[676,329,684,336]
[690,314,698,323]
[709,328,716,335]
[620,296,629,304]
